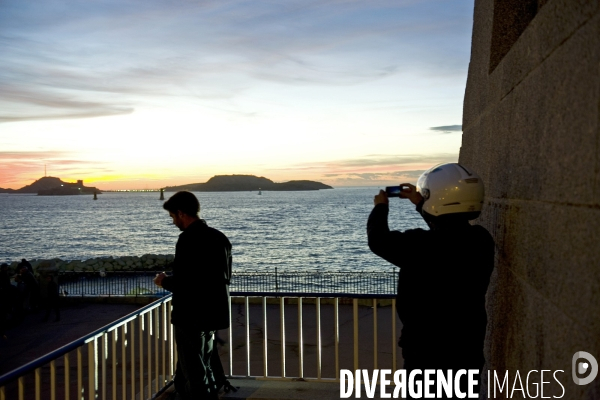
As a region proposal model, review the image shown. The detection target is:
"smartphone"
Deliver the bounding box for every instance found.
[385,185,405,197]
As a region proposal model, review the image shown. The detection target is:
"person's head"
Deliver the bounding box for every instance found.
[416,163,484,228]
[163,191,200,231]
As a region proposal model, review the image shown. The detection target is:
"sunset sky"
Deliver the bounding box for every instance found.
[0,0,473,190]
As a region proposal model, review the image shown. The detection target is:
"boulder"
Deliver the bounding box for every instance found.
[36,260,58,275]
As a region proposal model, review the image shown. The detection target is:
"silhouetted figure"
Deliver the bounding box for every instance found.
[18,266,40,311]
[0,263,15,335]
[0,284,9,339]
[0,263,11,289]
[368,163,494,399]
[42,275,60,322]
[19,259,33,275]
[154,191,232,400]
[12,274,27,324]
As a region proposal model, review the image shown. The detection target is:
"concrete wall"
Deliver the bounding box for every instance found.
[460,0,599,398]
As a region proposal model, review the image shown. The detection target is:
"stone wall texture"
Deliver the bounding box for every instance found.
[460,0,599,398]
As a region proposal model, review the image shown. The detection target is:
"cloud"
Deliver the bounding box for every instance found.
[429,125,462,133]
[324,169,425,180]
[267,152,457,185]
[0,0,473,122]
[0,151,71,160]
[0,79,135,123]
[287,153,458,171]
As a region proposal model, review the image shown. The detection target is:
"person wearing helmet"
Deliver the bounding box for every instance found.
[367,163,494,398]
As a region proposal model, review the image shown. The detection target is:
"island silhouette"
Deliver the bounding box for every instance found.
[0,175,332,194]
[0,177,100,195]
[164,175,332,192]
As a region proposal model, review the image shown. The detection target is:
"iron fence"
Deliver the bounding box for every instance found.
[57,269,398,297]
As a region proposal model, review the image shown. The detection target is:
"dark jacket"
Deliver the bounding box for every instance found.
[367,203,494,367]
[161,219,232,331]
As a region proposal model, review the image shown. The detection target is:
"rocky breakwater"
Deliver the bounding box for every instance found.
[6,254,175,275]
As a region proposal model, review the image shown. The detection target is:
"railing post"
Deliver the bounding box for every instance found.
[147,311,152,397]
[280,297,286,378]
[392,298,397,372]
[245,296,250,377]
[373,299,378,370]
[162,303,167,387]
[316,297,322,380]
[64,353,70,400]
[101,334,107,400]
[154,307,159,393]
[50,360,56,400]
[262,296,268,377]
[122,325,127,400]
[35,367,41,400]
[353,298,359,372]
[139,314,144,400]
[130,320,135,400]
[18,376,24,400]
[228,296,232,376]
[88,339,96,400]
[335,297,339,381]
[298,297,304,379]
[111,330,117,400]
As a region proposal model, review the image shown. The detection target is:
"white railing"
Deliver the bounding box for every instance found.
[225,293,398,383]
[0,292,399,398]
[0,296,175,400]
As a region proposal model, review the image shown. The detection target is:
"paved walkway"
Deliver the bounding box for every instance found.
[1,298,404,400]
[155,378,393,400]
[0,302,142,375]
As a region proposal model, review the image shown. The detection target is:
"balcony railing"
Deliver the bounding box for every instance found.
[0,291,400,399]
[0,296,175,400]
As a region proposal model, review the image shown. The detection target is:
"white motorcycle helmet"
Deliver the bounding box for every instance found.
[416,163,484,219]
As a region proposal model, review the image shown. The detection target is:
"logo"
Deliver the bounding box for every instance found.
[572,351,598,385]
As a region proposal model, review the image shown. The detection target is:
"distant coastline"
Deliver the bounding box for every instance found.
[165,174,332,192]
[0,174,332,194]
[0,177,100,196]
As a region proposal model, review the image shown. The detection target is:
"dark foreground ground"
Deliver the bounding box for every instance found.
[0,302,141,375]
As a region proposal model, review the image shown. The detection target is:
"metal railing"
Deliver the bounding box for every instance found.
[0,291,400,398]
[225,293,399,382]
[58,269,398,297]
[0,296,175,400]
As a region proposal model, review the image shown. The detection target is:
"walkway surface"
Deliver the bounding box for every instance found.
[1,299,403,400]
[155,378,392,400]
[0,302,141,375]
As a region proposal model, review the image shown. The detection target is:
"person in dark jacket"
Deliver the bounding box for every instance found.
[154,191,232,400]
[18,265,39,311]
[42,275,60,322]
[0,263,11,289]
[367,163,494,399]
[19,259,33,275]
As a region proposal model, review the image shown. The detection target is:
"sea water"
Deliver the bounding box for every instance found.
[0,187,427,272]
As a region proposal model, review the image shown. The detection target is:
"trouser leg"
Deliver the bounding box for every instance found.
[174,326,217,399]
[211,342,226,388]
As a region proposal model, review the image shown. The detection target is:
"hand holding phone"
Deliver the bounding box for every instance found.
[385,185,407,197]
